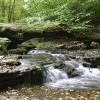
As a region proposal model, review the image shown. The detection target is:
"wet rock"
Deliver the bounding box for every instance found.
[67,43,86,50]
[90,41,100,48]
[83,57,100,68]
[53,61,65,69]
[82,61,91,67]
[53,60,80,77]
[0,53,59,88]
[0,55,47,88]
[63,62,80,77]
[55,44,66,49]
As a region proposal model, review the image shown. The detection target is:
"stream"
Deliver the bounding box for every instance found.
[0,49,100,99]
[28,50,100,89]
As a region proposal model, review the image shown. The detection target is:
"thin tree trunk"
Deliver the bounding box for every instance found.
[8,0,16,23]
[10,0,16,22]
[8,0,12,22]
[1,0,5,17]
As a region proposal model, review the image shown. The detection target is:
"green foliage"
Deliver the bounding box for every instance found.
[27,0,100,25]
[0,0,25,22]
[0,0,100,25]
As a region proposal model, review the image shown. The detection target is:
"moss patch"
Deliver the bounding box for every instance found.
[0,38,10,44]
[8,48,27,54]
[16,21,63,33]
[69,25,100,42]
[18,38,70,50]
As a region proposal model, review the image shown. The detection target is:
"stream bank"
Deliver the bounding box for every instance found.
[0,49,100,89]
[0,22,100,99]
[0,22,100,53]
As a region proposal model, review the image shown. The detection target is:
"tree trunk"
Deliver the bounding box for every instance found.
[8,0,12,22]
[1,0,6,17]
[11,0,16,22]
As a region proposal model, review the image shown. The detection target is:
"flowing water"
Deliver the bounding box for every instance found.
[44,64,100,89]
[28,50,100,89]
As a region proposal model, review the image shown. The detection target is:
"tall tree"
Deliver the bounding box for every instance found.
[0,0,25,23]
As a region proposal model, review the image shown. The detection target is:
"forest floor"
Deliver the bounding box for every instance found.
[0,85,100,100]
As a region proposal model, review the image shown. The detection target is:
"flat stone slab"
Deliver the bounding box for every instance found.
[0,53,59,88]
[0,50,100,88]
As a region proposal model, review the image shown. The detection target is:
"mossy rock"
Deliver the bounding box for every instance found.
[18,38,68,50]
[18,38,51,50]
[9,48,27,54]
[85,32,100,41]
[17,38,38,50]
[0,37,10,44]
[69,25,100,42]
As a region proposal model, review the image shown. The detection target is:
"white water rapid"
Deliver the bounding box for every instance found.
[44,64,100,89]
[28,50,100,89]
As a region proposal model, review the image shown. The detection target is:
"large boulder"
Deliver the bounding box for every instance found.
[0,54,57,88]
[53,60,81,78]
[63,62,80,77]
[17,38,67,51]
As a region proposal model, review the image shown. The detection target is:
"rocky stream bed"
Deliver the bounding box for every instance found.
[0,49,100,99]
[0,22,100,99]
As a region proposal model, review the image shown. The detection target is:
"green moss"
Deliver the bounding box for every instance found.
[18,38,39,50]
[16,21,61,33]
[0,27,6,33]
[70,26,94,33]
[68,25,100,42]
[18,38,66,50]
[85,32,100,41]
[0,38,10,44]
[36,41,53,49]
[18,42,36,50]
[9,48,27,54]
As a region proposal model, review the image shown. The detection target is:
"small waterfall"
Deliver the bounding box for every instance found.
[28,50,100,89]
[44,66,68,83]
[44,59,100,89]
